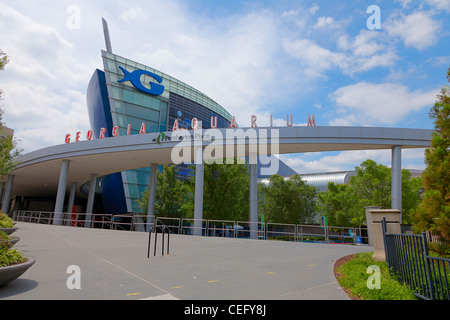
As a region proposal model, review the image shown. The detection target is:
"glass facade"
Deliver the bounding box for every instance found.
[87,51,232,213]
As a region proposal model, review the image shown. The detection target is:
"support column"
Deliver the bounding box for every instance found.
[65,182,77,226]
[1,175,15,214]
[85,174,97,228]
[54,160,70,225]
[391,146,402,222]
[146,164,158,232]
[367,208,401,261]
[194,147,204,236]
[249,152,258,239]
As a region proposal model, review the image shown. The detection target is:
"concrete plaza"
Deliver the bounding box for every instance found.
[1,222,372,300]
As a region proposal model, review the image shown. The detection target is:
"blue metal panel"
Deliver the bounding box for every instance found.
[87,69,127,213]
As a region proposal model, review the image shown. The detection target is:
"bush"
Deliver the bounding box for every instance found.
[336,252,417,300]
[0,212,14,228]
[0,227,25,267]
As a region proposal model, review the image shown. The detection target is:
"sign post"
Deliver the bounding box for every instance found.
[261,212,266,240]
[321,216,328,243]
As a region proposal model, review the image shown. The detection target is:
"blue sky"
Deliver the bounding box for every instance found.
[0,0,449,174]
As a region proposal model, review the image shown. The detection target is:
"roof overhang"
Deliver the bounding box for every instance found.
[1,126,433,198]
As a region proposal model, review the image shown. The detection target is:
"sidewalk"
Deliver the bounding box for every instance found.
[1,222,372,300]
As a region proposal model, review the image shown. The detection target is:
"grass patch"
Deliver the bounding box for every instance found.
[335,251,417,300]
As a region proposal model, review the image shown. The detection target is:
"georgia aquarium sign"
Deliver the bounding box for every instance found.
[118,66,164,96]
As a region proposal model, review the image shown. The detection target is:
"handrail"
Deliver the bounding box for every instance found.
[12,210,369,245]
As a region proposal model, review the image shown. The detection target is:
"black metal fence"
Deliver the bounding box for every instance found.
[382,218,450,300]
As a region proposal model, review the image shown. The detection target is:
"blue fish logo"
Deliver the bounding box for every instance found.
[117,66,165,96]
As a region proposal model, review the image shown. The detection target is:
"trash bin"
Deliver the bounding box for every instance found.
[356,236,362,245]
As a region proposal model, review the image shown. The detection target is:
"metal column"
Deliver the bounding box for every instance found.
[146,164,158,232]
[85,173,97,228]
[193,147,204,236]
[391,146,402,222]
[1,175,14,214]
[65,182,77,226]
[54,160,70,225]
[249,152,258,239]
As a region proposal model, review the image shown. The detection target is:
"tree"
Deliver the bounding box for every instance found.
[316,182,354,227]
[201,158,249,221]
[316,159,423,226]
[139,159,250,221]
[414,65,450,245]
[258,174,316,224]
[0,49,21,176]
[138,165,192,218]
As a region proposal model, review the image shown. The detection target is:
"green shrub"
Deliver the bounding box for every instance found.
[0,213,14,228]
[0,225,25,267]
[0,247,26,267]
[336,251,417,300]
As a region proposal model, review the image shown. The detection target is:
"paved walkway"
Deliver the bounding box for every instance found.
[1,222,372,300]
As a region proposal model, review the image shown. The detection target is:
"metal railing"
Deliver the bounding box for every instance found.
[382,218,450,300]
[12,210,368,245]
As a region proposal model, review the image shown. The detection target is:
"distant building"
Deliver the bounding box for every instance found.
[259,169,423,193]
[0,126,14,138]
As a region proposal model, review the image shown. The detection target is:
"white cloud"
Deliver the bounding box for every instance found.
[314,16,336,28]
[386,11,440,50]
[425,0,450,12]
[280,147,426,174]
[280,150,392,174]
[282,29,398,77]
[119,7,148,22]
[0,3,93,152]
[329,82,440,126]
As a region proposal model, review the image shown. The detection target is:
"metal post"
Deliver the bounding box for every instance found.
[147,228,152,258]
[154,226,158,256]
[146,164,158,232]
[54,160,70,225]
[194,147,204,236]
[85,174,97,228]
[421,232,434,300]
[66,182,77,226]
[162,227,165,256]
[167,227,170,255]
[249,152,258,239]
[1,175,14,214]
[391,146,402,222]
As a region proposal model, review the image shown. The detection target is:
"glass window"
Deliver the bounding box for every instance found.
[142,95,160,111]
[116,56,126,64]
[136,171,150,185]
[126,183,139,198]
[160,102,168,125]
[116,114,126,127]
[131,201,143,213]
[132,93,143,105]
[126,171,137,184]
[121,104,160,122]
[114,101,124,113]
[150,98,160,110]
[111,87,121,99]
[107,60,116,72]
[123,90,134,103]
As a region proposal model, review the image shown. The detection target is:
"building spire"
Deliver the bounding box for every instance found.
[102,18,113,53]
